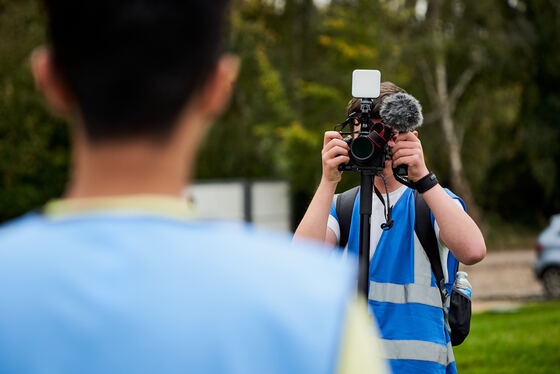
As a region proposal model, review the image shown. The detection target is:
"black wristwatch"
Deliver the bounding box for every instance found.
[415,172,438,193]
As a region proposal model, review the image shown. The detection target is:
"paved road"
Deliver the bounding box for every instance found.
[459,249,544,312]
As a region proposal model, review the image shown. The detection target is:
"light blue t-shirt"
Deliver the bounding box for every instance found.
[0,197,362,374]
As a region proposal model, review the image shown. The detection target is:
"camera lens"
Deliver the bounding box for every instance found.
[350,136,374,162]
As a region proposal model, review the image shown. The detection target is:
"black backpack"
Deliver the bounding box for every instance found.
[334,187,471,346]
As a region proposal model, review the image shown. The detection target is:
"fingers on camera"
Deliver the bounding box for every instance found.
[327,156,349,167]
[397,132,419,142]
[323,140,348,156]
[393,155,419,168]
[392,147,417,160]
[324,131,342,146]
[327,138,349,151]
[327,145,348,157]
[393,139,422,151]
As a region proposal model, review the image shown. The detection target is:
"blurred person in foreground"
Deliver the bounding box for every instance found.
[0,1,387,373]
[294,82,486,373]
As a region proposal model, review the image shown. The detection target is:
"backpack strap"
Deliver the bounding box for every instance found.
[413,190,447,301]
[335,186,359,249]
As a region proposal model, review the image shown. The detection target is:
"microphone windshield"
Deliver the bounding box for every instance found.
[379,93,423,132]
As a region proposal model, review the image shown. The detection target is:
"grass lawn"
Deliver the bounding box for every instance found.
[453,300,560,373]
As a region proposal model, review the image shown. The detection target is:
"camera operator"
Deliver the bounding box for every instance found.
[294,82,486,374]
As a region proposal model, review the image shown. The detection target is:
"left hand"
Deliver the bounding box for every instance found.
[391,131,430,182]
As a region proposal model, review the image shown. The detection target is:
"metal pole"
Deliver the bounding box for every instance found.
[243,179,252,223]
[358,170,373,299]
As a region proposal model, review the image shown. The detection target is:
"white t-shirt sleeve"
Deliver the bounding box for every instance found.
[327,215,341,244]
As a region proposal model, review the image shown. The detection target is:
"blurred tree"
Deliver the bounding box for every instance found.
[500,0,560,224]
[0,0,558,234]
[0,0,69,222]
[420,0,482,220]
[197,0,333,227]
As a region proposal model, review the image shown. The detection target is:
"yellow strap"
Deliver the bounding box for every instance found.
[44,195,196,221]
[337,296,388,374]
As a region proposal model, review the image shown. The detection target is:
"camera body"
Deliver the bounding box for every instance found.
[340,109,393,173]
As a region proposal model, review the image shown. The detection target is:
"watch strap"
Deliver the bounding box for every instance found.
[415,172,438,193]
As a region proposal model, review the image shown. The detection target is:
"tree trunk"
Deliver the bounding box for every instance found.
[433,56,481,223]
[427,0,482,223]
[437,81,479,217]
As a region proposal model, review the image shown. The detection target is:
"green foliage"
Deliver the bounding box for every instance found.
[0,0,558,231]
[454,301,560,373]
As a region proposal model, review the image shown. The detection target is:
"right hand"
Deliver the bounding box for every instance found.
[321,131,350,184]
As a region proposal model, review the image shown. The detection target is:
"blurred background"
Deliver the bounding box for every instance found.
[1,0,559,371]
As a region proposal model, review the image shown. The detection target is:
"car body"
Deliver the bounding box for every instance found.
[534,214,560,298]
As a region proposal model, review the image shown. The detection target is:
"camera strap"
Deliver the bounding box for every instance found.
[374,175,393,230]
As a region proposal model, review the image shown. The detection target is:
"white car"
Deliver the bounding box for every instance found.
[534,214,560,298]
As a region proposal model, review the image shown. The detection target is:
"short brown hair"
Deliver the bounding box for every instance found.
[346,81,406,118]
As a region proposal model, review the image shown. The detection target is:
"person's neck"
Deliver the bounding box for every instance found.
[373,173,403,194]
[65,135,194,199]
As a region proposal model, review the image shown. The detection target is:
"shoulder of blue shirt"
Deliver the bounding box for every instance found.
[0,209,387,374]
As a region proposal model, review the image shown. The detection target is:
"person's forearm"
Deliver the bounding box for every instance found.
[293,178,338,243]
[422,184,486,265]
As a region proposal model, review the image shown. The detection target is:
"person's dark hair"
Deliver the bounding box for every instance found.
[346,81,406,118]
[43,0,231,143]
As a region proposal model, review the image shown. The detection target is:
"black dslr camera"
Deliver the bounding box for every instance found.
[336,98,396,173]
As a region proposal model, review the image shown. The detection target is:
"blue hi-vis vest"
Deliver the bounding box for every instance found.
[331,187,464,374]
[0,212,356,374]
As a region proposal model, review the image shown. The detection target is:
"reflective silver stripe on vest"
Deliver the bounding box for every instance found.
[369,281,443,309]
[382,339,455,366]
[413,232,433,286]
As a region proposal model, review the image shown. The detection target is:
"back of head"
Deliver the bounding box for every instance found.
[43,0,231,143]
